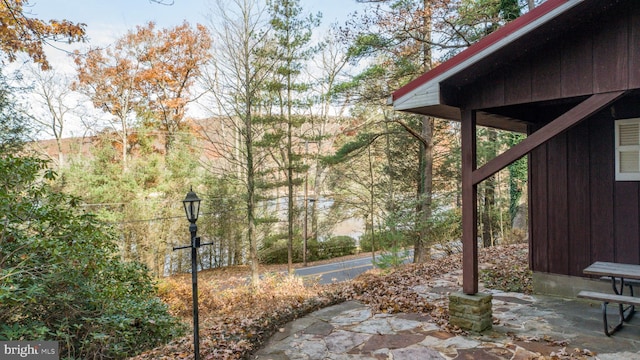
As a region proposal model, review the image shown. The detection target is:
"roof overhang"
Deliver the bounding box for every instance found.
[390,0,585,121]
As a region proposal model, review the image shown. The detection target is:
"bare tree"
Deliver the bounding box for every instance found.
[306,29,352,244]
[201,0,274,286]
[24,66,83,167]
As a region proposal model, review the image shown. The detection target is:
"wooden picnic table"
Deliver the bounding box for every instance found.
[579,261,640,336]
[584,261,640,282]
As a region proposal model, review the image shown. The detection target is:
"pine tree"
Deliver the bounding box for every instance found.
[265,0,321,273]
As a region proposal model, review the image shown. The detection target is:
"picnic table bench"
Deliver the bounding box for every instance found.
[579,261,640,336]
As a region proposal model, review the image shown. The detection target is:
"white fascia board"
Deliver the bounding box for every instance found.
[392,0,584,112]
[394,83,440,111]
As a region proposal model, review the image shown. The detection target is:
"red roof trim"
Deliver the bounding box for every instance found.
[392,0,570,101]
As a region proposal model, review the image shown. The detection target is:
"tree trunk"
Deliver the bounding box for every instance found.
[481,178,496,247]
[481,129,497,247]
[527,0,535,11]
[415,115,433,263]
[312,135,325,246]
[384,121,397,246]
[414,0,434,263]
[512,184,528,232]
[312,166,321,245]
[246,98,259,287]
[368,145,376,260]
[287,101,294,275]
[56,138,64,167]
[121,117,128,171]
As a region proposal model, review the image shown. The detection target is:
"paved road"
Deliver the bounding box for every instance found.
[294,251,413,284]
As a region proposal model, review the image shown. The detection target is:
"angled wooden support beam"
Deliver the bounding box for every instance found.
[461,109,478,295]
[472,91,626,185]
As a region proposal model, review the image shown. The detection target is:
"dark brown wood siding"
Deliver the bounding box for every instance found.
[631,4,640,88]
[448,1,640,278]
[589,116,615,264]
[529,124,548,272]
[530,108,640,276]
[567,122,591,276]
[465,2,640,111]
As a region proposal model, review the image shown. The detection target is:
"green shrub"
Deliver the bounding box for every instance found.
[0,155,184,359]
[359,231,392,252]
[259,236,356,264]
[320,236,356,258]
[305,238,321,261]
[424,208,462,247]
[374,246,410,269]
[259,239,292,264]
[359,232,380,252]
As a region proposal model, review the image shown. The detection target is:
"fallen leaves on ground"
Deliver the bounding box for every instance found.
[134,273,346,359]
[131,243,581,360]
[509,333,596,360]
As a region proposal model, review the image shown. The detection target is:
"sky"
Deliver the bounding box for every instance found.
[24,0,368,73]
[21,0,367,138]
[30,0,366,55]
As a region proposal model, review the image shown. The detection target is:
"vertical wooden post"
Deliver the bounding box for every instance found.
[461,109,478,294]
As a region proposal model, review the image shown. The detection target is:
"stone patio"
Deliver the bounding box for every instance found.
[254,269,640,359]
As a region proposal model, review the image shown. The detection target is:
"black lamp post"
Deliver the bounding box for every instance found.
[173,188,212,360]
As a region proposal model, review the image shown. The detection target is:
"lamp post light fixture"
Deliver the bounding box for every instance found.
[173,188,213,360]
[183,188,201,224]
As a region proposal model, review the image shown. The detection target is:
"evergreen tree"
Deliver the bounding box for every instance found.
[337,0,436,262]
[449,0,530,245]
[265,0,321,273]
[0,74,29,153]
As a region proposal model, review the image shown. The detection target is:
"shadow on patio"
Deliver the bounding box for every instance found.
[491,290,640,356]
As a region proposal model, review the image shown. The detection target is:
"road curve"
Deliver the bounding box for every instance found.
[295,251,413,284]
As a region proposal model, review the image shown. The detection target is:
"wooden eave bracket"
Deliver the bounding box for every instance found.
[472,90,626,185]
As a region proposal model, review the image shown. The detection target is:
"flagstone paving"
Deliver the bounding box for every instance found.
[254,270,640,359]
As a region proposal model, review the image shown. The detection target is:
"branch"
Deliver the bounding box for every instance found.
[390,118,428,147]
[322,131,388,165]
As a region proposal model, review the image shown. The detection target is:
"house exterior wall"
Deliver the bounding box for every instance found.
[448,0,640,279]
[392,1,640,293]
[529,103,640,277]
[455,1,640,113]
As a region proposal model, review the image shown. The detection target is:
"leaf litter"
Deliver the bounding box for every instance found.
[130,243,594,359]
